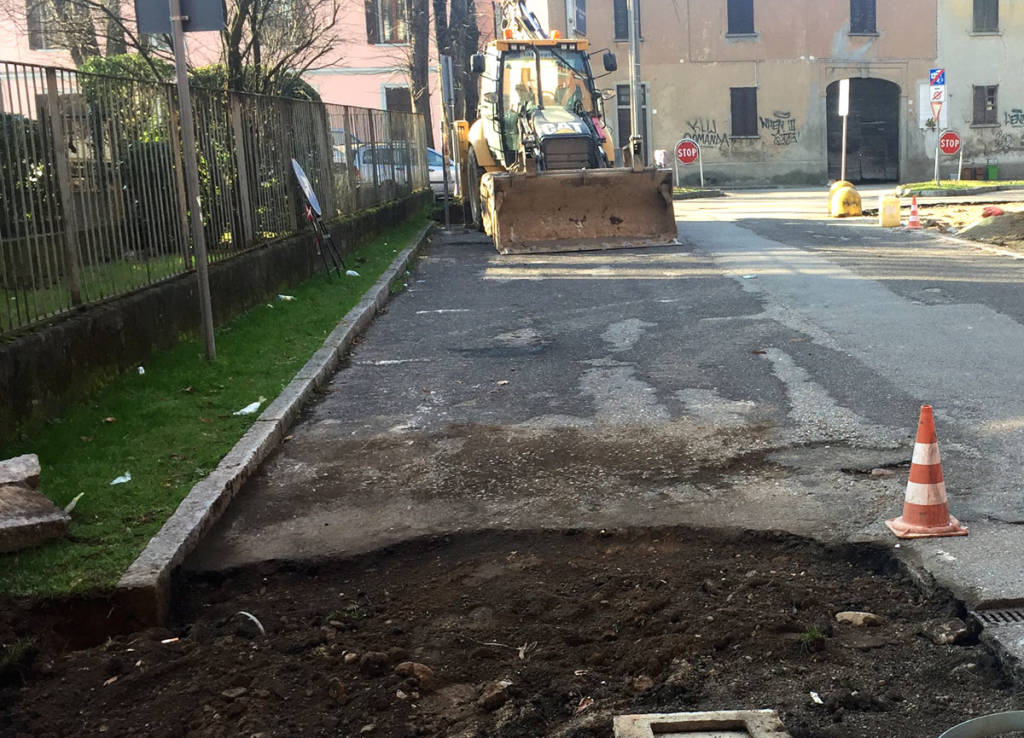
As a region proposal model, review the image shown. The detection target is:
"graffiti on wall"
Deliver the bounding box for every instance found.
[684,118,731,148]
[760,110,800,146]
[1004,109,1024,127]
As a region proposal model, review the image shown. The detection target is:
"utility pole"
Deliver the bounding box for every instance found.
[169,0,216,360]
[626,0,643,167]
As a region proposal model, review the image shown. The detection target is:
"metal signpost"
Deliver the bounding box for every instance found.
[439,54,455,229]
[626,0,643,166]
[136,0,224,360]
[930,67,946,184]
[674,137,702,188]
[838,79,850,182]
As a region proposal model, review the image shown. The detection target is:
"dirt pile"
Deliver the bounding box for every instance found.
[956,207,1024,245]
[3,528,1021,738]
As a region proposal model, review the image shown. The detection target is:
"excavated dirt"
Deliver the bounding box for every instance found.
[3,528,1022,737]
[921,203,1024,248]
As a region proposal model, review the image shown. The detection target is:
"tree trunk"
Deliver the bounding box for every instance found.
[410,0,434,148]
[448,0,478,122]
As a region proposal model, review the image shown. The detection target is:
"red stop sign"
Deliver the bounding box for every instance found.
[675,138,700,164]
[939,131,962,155]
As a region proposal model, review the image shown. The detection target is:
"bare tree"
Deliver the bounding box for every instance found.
[3,0,349,94]
[220,0,347,94]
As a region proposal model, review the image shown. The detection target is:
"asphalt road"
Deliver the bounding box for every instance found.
[190,189,1024,647]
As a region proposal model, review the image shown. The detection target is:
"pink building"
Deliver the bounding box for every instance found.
[0,1,496,149]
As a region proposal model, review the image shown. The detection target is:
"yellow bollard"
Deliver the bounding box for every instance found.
[878,193,901,227]
[830,185,862,217]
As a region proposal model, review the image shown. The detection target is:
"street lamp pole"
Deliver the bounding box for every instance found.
[169,0,216,360]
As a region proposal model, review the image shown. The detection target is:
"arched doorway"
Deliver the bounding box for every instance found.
[826,78,900,182]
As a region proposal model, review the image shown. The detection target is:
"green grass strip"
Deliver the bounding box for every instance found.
[0,216,427,597]
[899,179,1024,193]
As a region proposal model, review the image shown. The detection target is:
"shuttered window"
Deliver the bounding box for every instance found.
[26,0,56,50]
[616,83,649,162]
[731,87,758,136]
[850,0,876,33]
[727,0,754,34]
[973,0,998,32]
[365,0,410,44]
[385,87,412,112]
[973,85,998,124]
[613,0,640,40]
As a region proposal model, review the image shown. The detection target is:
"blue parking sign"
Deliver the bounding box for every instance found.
[930,68,946,86]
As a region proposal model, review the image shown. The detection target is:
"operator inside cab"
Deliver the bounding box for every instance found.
[554,68,586,111]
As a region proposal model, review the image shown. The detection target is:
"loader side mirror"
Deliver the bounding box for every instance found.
[470,53,486,74]
[602,52,618,72]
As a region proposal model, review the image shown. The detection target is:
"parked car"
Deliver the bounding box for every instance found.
[343,144,456,199]
[427,147,458,199]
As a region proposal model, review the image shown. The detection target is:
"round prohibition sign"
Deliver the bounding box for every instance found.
[675,138,700,165]
[939,131,962,156]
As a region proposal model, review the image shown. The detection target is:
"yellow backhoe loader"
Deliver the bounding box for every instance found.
[455,0,677,255]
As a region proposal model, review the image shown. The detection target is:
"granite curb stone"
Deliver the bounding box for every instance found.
[117,223,433,623]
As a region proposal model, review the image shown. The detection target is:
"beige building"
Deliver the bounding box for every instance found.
[531,0,943,184]
[936,0,1024,180]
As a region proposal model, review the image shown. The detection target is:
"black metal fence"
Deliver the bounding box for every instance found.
[0,60,428,335]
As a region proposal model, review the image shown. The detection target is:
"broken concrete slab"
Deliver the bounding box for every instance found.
[613,710,790,737]
[0,482,69,552]
[0,453,41,488]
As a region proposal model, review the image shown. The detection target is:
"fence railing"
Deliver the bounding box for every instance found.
[0,60,429,336]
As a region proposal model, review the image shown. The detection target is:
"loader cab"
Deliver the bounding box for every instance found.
[481,42,600,168]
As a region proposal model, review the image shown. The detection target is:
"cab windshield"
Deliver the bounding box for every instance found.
[501,48,592,115]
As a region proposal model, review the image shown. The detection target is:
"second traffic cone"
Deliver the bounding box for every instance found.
[886,405,967,539]
[906,196,923,230]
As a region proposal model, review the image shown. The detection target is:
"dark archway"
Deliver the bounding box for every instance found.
[826,78,900,182]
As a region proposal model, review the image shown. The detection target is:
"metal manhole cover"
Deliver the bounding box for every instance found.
[972,608,1024,627]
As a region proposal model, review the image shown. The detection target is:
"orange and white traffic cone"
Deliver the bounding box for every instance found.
[906,196,923,230]
[886,405,967,539]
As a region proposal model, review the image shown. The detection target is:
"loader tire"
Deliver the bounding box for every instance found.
[467,149,485,232]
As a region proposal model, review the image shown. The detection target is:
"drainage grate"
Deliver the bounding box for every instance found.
[972,608,1024,627]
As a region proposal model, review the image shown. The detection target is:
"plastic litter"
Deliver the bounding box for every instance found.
[233,397,265,416]
[137,366,145,375]
[64,492,84,514]
[277,294,296,301]
[810,691,823,705]
[236,610,267,637]
[110,471,132,485]
[346,269,360,277]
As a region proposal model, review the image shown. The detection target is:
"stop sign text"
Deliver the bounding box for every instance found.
[675,138,700,165]
[939,131,962,156]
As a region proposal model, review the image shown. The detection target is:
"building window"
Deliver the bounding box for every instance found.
[385,86,412,112]
[616,82,649,162]
[973,85,998,124]
[26,0,57,50]
[973,0,998,32]
[850,0,876,33]
[727,0,754,35]
[613,0,640,40]
[730,87,758,136]
[570,0,587,36]
[365,0,409,44]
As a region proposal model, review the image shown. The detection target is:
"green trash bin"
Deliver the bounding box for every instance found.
[986,163,999,181]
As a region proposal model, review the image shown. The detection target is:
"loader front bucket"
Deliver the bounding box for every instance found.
[481,167,677,255]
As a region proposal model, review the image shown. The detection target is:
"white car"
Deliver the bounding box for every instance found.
[427,148,458,199]
[347,144,456,199]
